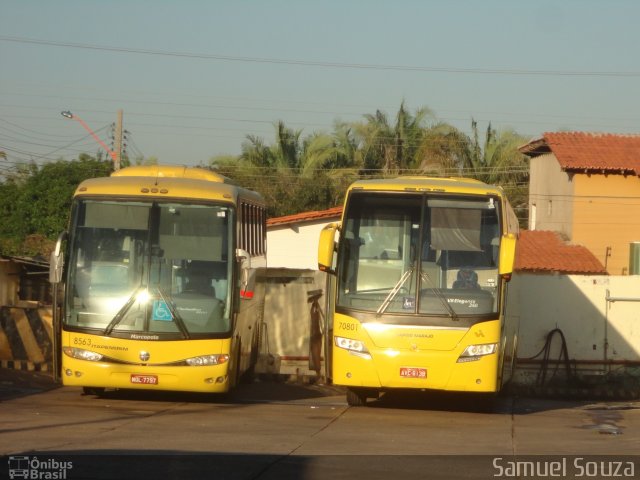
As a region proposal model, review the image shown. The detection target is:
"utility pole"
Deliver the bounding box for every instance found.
[113,109,123,171]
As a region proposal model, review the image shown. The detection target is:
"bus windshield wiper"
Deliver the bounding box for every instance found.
[156,287,190,339]
[377,266,415,316]
[419,270,459,321]
[104,286,145,335]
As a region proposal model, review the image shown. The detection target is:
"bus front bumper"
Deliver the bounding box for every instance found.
[332,346,499,393]
[61,357,231,393]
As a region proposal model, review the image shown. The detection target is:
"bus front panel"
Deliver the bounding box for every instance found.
[61,332,234,393]
[332,313,502,392]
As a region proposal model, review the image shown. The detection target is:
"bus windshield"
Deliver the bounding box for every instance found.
[336,193,501,322]
[65,199,233,337]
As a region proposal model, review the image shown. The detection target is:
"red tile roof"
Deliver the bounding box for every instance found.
[515,230,607,274]
[267,206,342,227]
[519,132,640,175]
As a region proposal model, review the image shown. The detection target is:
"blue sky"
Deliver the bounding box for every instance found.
[1,0,639,168]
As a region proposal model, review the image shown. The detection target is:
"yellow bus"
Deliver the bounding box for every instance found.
[318,176,518,406]
[49,165,267,395]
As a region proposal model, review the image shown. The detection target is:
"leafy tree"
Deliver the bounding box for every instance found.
[353,102,435,174]
[414,122,471,174]
[0,156,113,256]
[210,103,530,226]
[464,120,530,226]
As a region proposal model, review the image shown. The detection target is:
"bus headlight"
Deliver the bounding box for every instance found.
[185,354,229,366]
[457,343,498,362]
[334,336,371,359]
[63,347,103,362]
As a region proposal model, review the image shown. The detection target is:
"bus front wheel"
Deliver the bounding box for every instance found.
[346,387,374,407]
[82,387,105,396]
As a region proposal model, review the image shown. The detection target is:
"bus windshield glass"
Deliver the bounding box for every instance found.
[65,199,233,336]
[336,193,501,322]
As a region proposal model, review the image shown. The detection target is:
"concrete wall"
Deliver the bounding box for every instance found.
[258,268,327,379]
[507,273,640,386]
[267,223,330,270]
[528,153,574,236]
[0,307,53,371]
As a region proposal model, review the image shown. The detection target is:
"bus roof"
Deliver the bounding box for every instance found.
[346,176,505,197]
[74,165,265,205]
[111,165,229,183]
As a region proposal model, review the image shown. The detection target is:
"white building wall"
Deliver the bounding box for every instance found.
[267,222,331,270]
[507,273,640,384]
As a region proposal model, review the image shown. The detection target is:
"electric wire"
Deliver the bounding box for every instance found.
[2,35,639,78]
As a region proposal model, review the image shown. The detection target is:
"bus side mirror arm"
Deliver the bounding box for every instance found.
[318,223,340,275]
[235,248,251,292]
[49,231,68,284]
[235,248,251,269]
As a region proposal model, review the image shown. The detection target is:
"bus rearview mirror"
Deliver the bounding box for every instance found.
[318,223,339,274]
[499,233,517,277]
[49,231,67,284]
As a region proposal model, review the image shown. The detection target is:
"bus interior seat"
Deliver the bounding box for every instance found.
[452,268,480,289]
[183,271,215,297]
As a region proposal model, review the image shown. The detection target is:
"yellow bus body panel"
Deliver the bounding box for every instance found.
[61,332,233,393]
[332,313,501,393]
[344,176,504,198]
[74,166,264,205]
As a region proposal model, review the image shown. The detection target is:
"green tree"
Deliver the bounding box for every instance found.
[414,122,471,174]
[353,102,435,174]
[464,120,527,183]
[212,121,353,217]
[0,156,113,256]
[464,120,530,226]
[210,104,530,226]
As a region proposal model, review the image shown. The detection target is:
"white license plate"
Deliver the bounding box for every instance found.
[400,367,427,379]
[130,374,158,385]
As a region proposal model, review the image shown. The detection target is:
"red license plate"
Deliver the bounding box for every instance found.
[400,367,427,379]
[130,374,158,385]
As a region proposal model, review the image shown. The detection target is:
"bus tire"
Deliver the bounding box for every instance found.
[472,392,497,413]
[346,387,368,407]
[230,349,239,389]
[241,329,259,384]
[82,387,105,396]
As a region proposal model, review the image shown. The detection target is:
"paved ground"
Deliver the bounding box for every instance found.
[1,368,639,480]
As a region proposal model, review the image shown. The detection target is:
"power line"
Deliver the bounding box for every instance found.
[0,118,86,139]
[2,35,640,78]
[0,125,111,164]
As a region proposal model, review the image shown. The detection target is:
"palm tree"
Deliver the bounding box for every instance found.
[300,122,359,178]
[414,122,471,175]
[462,120,530,226]
[273,120,302,171]
[353,101,435,175]
[465,119,529,185]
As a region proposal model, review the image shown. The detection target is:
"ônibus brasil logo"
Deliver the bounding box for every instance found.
[8,456,73,479]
